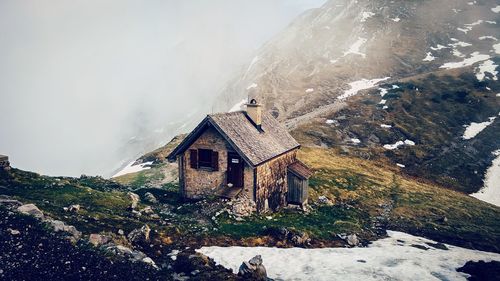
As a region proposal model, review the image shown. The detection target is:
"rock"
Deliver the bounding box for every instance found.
[291,232,311,247]
[128,192,140,209]
[127,225,151,244]
[8,228,20,235]
[89,233,111,246]
[346,234,359,247]
[317,196,333,206]
[118,229,124,235]
[17,204,44,218]
[144,192,158,204]
[238,255,269,281]
[229,195,256,218]
[105,244,156,267]
[141,206,154,214]
[68,204,81,212]
[48,219,82,242]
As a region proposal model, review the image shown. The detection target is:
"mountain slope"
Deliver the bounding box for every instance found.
[216,0,500,194]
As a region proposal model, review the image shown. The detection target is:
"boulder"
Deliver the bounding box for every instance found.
[346,234,359,247]
[238,255,269,281]
[317,196,333,206]
[140,206,154,214]
[48,219,82,242]
[89,233,111,246]
[144,192,158,204]
[128,192,140,209]
[127,225,151,244]
[17,204,44,218]
[68,204,81,212]
[105,245,157,268]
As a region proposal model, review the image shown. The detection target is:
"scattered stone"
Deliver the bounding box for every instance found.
[411,244,430,250]
[128,192,140,209]
[426,242,448,250]
[317,196,333,206]
[68,204,81,212]
[127,225,151,244]
[47,219,82,242]
[238,255,269,281]
[229,194,256,218]
[346,234,359,247]
[89,233,111,246]
[141,206,154,214]
[144,192,158,204]
[8,228,20,235]
[17,204,44,218]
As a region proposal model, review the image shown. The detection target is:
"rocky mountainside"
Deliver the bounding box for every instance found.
[216,0,500,194]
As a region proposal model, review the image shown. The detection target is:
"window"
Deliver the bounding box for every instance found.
[198,149,213,168]
[189,149,219,171]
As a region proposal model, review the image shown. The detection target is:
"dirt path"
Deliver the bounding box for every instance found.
[284,100,348,130]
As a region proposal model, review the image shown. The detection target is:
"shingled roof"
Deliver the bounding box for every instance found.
[167,111,300,166]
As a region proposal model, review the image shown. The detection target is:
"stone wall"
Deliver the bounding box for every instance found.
[181,126,254,199]
[0,155,9,169]
[255,150,297,212]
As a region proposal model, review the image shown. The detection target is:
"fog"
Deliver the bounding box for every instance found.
[0,0,326,177]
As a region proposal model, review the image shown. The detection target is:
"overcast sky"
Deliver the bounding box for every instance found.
[0,0,326,177]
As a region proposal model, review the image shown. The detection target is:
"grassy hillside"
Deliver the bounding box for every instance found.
[293,69,500,194]
[1,144,499,254]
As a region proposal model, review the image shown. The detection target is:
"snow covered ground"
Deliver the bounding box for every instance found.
[338,77,390,100]
[343,37,367,58]
[471,150,500,207]
[198,231,500,281]
[112,161,153,178]
[440,52,490,69]
[462,115,497,139]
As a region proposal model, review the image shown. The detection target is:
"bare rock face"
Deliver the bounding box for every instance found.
[17,204,44,219]
[128,192,140,209]
[238,255,270,281]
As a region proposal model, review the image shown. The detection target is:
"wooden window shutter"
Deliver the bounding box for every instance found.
[189,149,198,169]
[211,151,219,171]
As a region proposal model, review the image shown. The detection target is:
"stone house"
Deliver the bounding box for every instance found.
[167,100,312,213]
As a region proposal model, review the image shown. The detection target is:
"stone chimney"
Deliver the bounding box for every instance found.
[246,99,262,129]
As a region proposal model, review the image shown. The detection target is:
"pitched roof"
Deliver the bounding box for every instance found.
[0,155,7,161]
[167,111,300,166]
[288,160,313,180]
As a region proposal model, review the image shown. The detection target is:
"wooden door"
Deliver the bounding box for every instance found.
[227,152,244,188]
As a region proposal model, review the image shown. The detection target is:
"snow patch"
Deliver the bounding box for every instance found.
[396,163,406,168]
[379,99,386,105]
[361,12,375,22]
[113,161,154,178]
[493,43,500,54]
[423,52,436,62]
[479,36,498,41]
[338,77,390,100]
[471,150,500,207]
[325,119,335,124]
[462,115,497,139]
[343,37,367,58]
[197,231,500,281]
[380,124,392,128]
[430,44,448,51]
[305,88,315,93]
[246,83,258,90]
[379,88,388,97]
[492,5,500,13]
[350,138,361,144]
[391,17,400,22]
[383,139,415,150]
[475,60,498,81]
[440,52,490,69]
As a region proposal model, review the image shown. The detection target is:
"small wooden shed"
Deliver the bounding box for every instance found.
[167,99,313,213]
[0,155,9,169]
[287,161,313,206]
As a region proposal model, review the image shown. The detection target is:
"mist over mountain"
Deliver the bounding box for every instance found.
[0,0,326,177]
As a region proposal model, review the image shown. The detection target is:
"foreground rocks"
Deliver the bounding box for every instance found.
[17,204,44,218]
[238,255,272,281]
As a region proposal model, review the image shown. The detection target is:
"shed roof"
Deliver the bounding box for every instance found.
[167,111,300,166]
[288,160,313,180]
[0,155,8,161]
